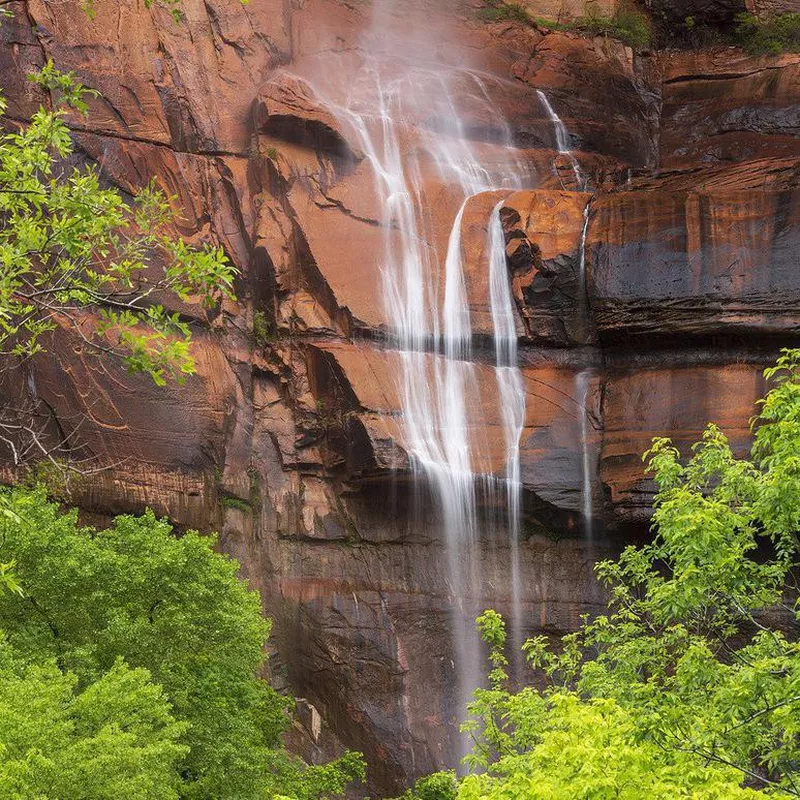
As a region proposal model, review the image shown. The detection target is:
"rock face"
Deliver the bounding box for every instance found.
[1,0,799,794]
[660,50,800,167]
[589,159,800,340]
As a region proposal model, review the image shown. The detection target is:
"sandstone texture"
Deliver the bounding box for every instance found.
[1,0,799,793]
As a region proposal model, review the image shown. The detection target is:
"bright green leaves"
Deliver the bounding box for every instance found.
[476,610,509,687]
[0,562,21,597]
[0,489,277,798]
[395,771,459,800]
[262,750,366,800]
[29,60,99,114]
[460,350,800,799]
[0,647,188,799]
[460,694,767,800]
[0,500,23,597]
[753,350,800,558]
[0,487,363,799]
[0,64,236,385]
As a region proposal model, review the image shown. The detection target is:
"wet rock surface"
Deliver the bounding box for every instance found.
[1,0,799,793]
[588,158,800,341]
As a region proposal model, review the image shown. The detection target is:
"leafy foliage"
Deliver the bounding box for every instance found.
[252,309,277,347]
[735,13,800,55]
[0,488,364,799]
[268,751,367,800]
[387,771,459,800]
[579,2,651,49]
[459,349,800,798]
[0,63,236,386]
[478,1,651,49]
[476,1,530,24]
[0,644,188,799]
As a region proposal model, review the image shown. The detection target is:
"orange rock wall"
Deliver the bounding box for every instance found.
[1,0,799,792]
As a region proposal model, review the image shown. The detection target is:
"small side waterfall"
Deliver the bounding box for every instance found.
[575,369,595,539]
[577,202,591,320]
[536,89,585,189]
[575,205,595,538]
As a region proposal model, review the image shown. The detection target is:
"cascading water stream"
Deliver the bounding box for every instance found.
[315,62,528,759]
[575,369,594,539]
[575,204,595,538]
[536,89,585,190]
[578,203,590,294]
[487,202,526,664]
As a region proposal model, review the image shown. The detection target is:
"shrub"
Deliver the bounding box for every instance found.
[476,0,530,24]
[479,1,652,50]
[253,309,277,347]
[387,771,458,800]
[584,2,651,48]
[735,12,800,54]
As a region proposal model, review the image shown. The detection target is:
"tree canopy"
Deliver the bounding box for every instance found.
[0,488,364,799]
[0,648,188,799]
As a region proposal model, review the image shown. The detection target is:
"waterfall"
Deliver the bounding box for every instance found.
[575,202,595,537]
[290,2,602,759]
[313,61,528,760]
[487,202,525,662]
[536,89,585,189]
[575,369,595,539]
[578,202,590,319]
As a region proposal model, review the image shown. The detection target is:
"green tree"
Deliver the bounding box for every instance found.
[0,643,188,799]
[459,349,800,798]
[0,63,235,385]
[0,62,236,469]
[0,488,364,799]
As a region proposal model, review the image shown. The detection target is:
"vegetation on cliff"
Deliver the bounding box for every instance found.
[478,1,800,54]
[402,349,800,799]
[665,12,800,52]
[0,63,237,473]
[0,488,364,798]
[735,13,800,55]
[477,0,652,49]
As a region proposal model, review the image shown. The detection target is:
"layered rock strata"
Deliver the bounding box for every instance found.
[1,0,799,792]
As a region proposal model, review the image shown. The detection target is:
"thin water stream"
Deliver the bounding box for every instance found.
[576,204,595,538]
[487,202,525,659]
[536,89,585,189]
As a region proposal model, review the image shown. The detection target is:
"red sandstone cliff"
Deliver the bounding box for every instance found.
[1,0,798,792]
